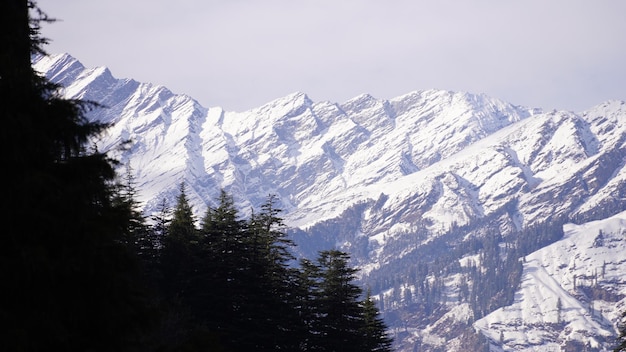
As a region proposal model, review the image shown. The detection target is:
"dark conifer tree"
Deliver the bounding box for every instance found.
[160,182,199,303]
[297,249,394,352]
[151,198,172,239]
[242,194,300,351]
[198,189,248,349]
[314,250,367,352]
[169,182,197,240]
[1,1,153,350]
[154,182,224,351]
[294,258,324,351]
[145,197,169,300]
[360,289,394,352]
[150,197,171,248]
[114,164,151,254]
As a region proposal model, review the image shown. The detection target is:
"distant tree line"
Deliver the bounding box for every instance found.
[1,1,392,351]
[360,202,567,350]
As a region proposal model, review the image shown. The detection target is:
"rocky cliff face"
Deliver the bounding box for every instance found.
[34,53,626,351]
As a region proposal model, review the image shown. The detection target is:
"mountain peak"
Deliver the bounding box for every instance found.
[254,90,311,108]
[33,52,85,86]
[247,91,315,127]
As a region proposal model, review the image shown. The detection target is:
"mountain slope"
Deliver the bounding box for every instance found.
[33,53,542,220]
[476,211,626,351]
[33,53,626,351]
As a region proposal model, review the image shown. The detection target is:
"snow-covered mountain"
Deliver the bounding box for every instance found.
[33,53,626,351]
[476,211,626,351]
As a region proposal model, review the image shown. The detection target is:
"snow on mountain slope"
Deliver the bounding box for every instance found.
[32,53,540,220]
[475,211,626,351]
[299,102,626,273]
[34,53,211,211]
[32,53,626,352]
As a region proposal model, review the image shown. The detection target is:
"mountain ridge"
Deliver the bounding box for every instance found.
[33,52,626,352]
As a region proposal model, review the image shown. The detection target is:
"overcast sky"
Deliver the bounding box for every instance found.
[36,0,626,112]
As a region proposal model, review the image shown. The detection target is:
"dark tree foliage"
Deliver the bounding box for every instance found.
[198,189,248,342]
[169,182,198,240]
[150,197,171,247]
[361,289,394,352]
[143,188,393,352]
[294,258,324,350]
[1,1,154,350]
[315,250,365,351]
[238,194,301,351]
[302,250,393,352]
[115,164,154,257]
[160,182,200,304]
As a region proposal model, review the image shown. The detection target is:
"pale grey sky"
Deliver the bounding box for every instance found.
[36,0,626,112]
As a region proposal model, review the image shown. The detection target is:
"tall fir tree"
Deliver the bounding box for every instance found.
[114,164,152,255]
[1,1,153,350]
[300,250,394,352]
[198,189,248,349]
[314,250,368,352]
[160,182,199,303]
[360,289,394,352]
[242,194,300,351]
[294,258,324,351]
[150,197,171,249]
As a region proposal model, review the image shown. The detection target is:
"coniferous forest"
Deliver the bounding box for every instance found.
[0,1,392,351]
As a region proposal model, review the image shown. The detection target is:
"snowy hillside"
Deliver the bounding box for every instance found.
[33,53,626,351]
[476,211,626,351]
[32,53,543,220]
